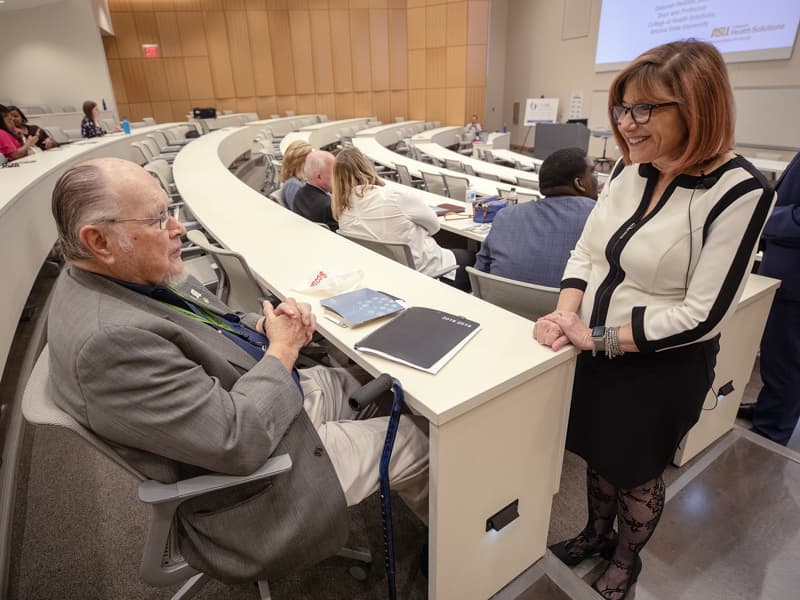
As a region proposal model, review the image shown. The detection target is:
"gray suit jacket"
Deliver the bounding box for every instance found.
[47,266,348,583]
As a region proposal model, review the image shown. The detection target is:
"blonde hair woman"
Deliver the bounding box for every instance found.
[333,148,473,290]
[279,140,312,210]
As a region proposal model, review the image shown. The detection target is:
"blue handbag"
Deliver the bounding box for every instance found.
[472,195,507,223]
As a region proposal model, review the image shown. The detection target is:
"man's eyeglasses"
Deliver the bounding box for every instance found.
[610,102,678,125]
[96,208,175,230]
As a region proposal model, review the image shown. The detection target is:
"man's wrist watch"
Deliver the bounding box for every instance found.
[591,326,606,357]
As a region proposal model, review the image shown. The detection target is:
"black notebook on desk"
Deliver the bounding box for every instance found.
[354,307,480,374]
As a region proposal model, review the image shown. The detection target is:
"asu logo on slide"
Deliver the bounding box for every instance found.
[711,26,730,38]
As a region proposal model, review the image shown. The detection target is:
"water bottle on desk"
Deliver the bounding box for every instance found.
[502,124,508,133]
[508,187,518,205]
[122,119,131,135]
[465,182,476,215]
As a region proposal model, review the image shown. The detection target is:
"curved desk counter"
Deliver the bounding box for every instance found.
[356,120,426,146]
[173,125,578,600]
[247,114,319,136]
[412,140,540,186]
[352,135,539,198]
[280,117,375,154]
[411,125,464,147]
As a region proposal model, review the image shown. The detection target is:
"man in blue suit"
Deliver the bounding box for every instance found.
[744,153,800,445]
[474,147,597,287]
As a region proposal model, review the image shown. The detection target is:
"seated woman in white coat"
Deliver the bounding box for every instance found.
[332,147,474,291]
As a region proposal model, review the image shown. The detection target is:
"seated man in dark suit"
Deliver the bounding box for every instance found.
[292,150,338,230]
[474,147,597,287]
[47,158,428,585]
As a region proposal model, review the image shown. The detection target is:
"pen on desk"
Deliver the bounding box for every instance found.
[323,314,348,328]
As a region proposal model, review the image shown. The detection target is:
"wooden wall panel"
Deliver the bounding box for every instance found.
[128,102,154,122]
[150,101,174,123]
[247,10,276,97]
[425,4,446,48]
[268,10,296,95]
[134,12,160,47]
[353,91,372,116]
[316,93,336,118]
[226,10,256,97]
[390,90,408,120]
[236,96,257,113]
[142,59,170,101]
[255,96,279,118]
[465,86,484,123]
[406,7,425,50]
[369,9,389,91]
[170,100,193,122]
[296,94,318,115]
[163,58,190,100]
[103,33,119,60]
[388,9,406,90]
[156,12,183,57]
[289,10,315,95]
[408,49,425,90]
[466,43,485,86]
[467,0,488,45]
[204,13,236,97]
[335,93,354,118]
[121,60,149,102]
[408,89,426,120]
[373,90,391,123]
[445,86,465,125]
[309,11,334,93]
[445,45,466,88]
[425,47,445,88]
[176,12,208,56]
[107,59,128,104]
[130,0,153,11]
[426,87,446,122]
[446,1,466,46]
[349,10,371,92]
[329,10,353,92]
[117,103,130,121]
[276,95,297,114]
[184,56,215,99]
[113,12,141,58]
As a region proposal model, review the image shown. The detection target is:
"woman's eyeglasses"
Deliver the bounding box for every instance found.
[610,102,678,125]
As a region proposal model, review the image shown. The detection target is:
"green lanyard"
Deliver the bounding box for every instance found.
[161,301,238,335]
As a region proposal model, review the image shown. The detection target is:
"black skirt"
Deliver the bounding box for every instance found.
[566,336,719,488]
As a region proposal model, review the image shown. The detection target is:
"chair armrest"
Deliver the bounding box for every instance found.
[138,454,292,505]
[431,264,458,279]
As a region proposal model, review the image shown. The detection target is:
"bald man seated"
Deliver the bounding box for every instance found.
[47,158,428,584]
[291,150,339,230]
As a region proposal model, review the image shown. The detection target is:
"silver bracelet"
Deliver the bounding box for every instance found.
[604,326,625,359]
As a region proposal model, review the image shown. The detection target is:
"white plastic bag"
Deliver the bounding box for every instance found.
[291,268,364,296]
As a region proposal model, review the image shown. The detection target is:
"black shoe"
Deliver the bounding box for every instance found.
[591,554,642,599]
[549,532,617,567]
[738,402,756,421]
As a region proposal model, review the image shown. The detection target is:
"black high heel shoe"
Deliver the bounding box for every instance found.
[591,554,642,599]
[549,531,618,567]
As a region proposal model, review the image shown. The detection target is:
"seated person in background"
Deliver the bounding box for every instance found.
[0,105,39,161]
[80,100,107,138]
[279,140,312,210]
[465,114,482,141]
[474,147,597,287]
[47,157,429,585]
[333,147,474,291]
[8,105,56,150]
[292,150,339,230]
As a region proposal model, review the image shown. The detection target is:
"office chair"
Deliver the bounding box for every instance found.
[463,164,476,176]
[466,266,559,321]
[22,348,372,600]
[337,230,456,279]
[444,159,464,172]
[394,164,423,189]
[497,188,540,203]
[142,117,156,126]
[420,171,448,197]
[515,175,538,189]
[144,159,181,199]
[441,173,470,202]
[44,126,70,145]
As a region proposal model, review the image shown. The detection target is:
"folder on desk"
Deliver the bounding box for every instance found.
[320,288,405,328]
[354,306,480,374]
[430,203,466,216]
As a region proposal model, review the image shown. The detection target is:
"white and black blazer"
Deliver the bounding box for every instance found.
[562,156,774,352]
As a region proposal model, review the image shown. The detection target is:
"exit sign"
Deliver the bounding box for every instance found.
[142,44,159,58]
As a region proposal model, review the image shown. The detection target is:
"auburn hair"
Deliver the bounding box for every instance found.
[280,140,313,183]
[609,39,735,173]
[331,147,384,220]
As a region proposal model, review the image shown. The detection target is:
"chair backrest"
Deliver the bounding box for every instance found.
[130,142,151,165]
[148,132,169,150]
[186,230,269,313]
[467,267,559,321]
[444,159,464,172]
[143,159,174,192]
[22,348,145,481]
[269,189,285,206]
[463,164,476,176]
[142,117,156,126]
[516,175,538,189]
[337,230,415,269]
[480,172,500,182]
[395,163,413,187]
[420,171,448,197]
[441,173,469,201]
[101,118,117,131]
[45,126,69,144]
[141,138,162,157]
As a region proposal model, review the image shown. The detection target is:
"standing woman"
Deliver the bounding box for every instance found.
[279,140,312,210]
[534,40,774,599]
[332,147,474,290]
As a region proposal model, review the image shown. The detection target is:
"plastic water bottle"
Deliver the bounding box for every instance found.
[465,182,476,215]
[503,123,508,133]
[508,187,518,205]
[122,119,131,135]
